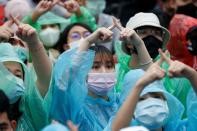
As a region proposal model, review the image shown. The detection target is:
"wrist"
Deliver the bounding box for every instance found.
[135,80,146,92]
[28,38,41,48]
[130,33,143,47]
[75,6,82,16]
[184,66,196,80]
[32,11,41,22]
[29,41,43,52]
[135,79,147,90]
[85,33,96,45]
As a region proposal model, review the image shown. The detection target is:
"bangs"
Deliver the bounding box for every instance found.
[90,45,115,67]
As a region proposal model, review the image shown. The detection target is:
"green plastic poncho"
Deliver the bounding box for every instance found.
[69,6,97,31]
[114,41,131,92]
[22,11,70,32]
[0,43,52,131]
[22,6,97,32]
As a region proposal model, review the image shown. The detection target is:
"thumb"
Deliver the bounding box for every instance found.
[3,19,14,27]
[67,120,78,131]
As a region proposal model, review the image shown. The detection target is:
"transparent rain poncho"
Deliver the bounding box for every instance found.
[115,41,191,117]
[14,46,29,63]
[104,69,197,131]
[22,11,70,32]
[22,7,97,32]
[0,43,52,131]
[114,41,132,92]
[37,12,70,32]
[42,123,69,131]
[50,48,119,131]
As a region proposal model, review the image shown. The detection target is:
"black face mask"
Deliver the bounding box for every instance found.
[143,36,163,59]
[188,38,197,55]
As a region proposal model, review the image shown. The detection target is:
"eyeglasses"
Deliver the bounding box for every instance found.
[136,28,164,38]
[70,31,91,41]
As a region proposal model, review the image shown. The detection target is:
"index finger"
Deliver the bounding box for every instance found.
[107,24,115,30]
[112,17,124,31]
[155,56,164,66]
[159,49,172,64]
[10,14,21,27]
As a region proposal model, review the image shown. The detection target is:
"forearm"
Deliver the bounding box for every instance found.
[78,37,92,52]
[31,11,42,23]
[186,67,197,94]
[29,41,52,97]
[75,6,82,16]
[112,82,144,131]
[133,37,152,70]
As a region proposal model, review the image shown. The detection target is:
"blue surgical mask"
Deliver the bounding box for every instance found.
[134,97,169,130]
[15,46,29,63]
[0,63,25,104]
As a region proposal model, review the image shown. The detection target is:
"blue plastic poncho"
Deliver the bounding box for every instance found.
[50,48,119,131]
[0,43,52,131]
[42,123,69,131]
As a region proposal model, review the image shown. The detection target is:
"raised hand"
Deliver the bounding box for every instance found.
[110,17,143,47]
[34,0,54,16]
[112,17,124,31]
[32,0,59,22]
[0,19,14,42]
[10,15,40,46]
[78,26,113,52]
[119,28,136,42]
[62,0,80,13]
[159,49,195,78]
[86,27,113,44]
[137,52,166,87]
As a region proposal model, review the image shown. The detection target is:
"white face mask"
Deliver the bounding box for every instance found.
[87,72,116,96]
[39,28,60,47]
[86,0,106,17]
[134,97,169,130]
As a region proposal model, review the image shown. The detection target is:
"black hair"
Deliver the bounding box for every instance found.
[9,98,22,122]
[186,26,197,40]
[55,23,93,53]
[0,90,22,122]
[89,45,115,67]
[0,90,9,113]
[161,0,167,2]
